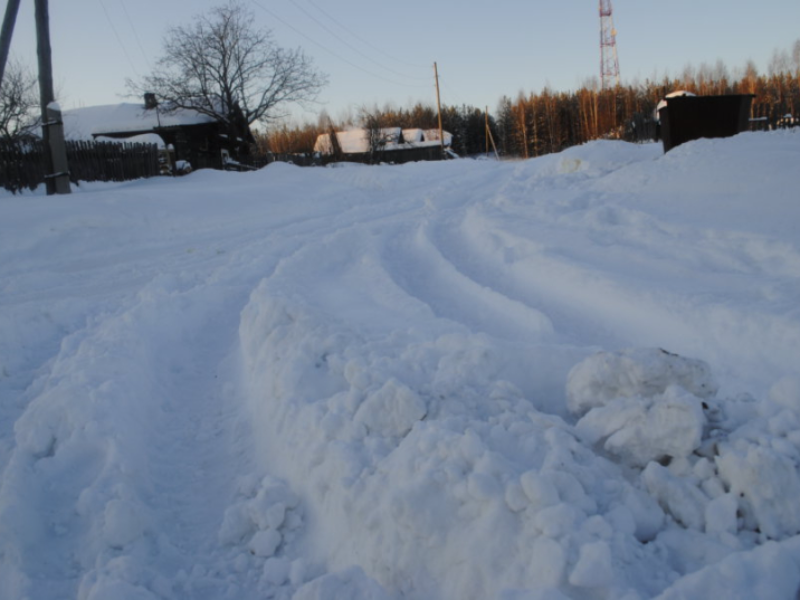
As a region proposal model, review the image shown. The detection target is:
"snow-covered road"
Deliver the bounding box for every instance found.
[1,132,799,599]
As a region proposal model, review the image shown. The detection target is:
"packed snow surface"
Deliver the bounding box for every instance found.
[1,132,799,600]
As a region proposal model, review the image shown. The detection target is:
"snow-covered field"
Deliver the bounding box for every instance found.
[1,131,799,600]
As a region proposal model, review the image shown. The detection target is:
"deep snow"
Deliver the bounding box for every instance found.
[1,131,799,600]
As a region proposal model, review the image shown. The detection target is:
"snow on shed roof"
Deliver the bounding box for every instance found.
[62,103,217,141]
[655,90,697,120]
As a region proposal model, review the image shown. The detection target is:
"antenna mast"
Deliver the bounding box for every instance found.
[599,0,620,89]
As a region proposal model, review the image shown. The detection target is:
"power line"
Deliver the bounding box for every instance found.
[287,0,428,82]
[439,76,467,109]
[118,0,150,69]
[97,0,139,77]
[249,0,429,89]
[304,0,429,71]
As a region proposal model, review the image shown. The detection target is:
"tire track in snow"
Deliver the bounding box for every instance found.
[137,283,259,599]
[0,277,245,599]
[429,205,682,348]
[0,171,399,486]
[382,221,554,344]
[425,198,800,395]
[0,267,302,600]
[0,174,440,598]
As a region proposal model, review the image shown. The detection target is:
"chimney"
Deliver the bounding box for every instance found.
[144,92,158,110]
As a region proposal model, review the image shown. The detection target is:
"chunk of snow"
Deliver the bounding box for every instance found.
[353,378,427,438]
[568,540,614,588]
[705,493,739,536]
[716,441,800,540]
[249,529,282,558]
[642,462,708,531]
[576,386,706,467]
[566,348,718,416]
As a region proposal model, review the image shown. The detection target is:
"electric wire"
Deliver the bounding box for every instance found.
[298,0,430,77]
[440,76,479,111]
[249,0,430,89]
[118,0,151,68]
[287,0,428,82]
[97,0,139,77]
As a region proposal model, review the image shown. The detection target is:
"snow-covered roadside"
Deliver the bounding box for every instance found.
[1,131,799,599]
[0,257,265,598]
[236,133,800,599]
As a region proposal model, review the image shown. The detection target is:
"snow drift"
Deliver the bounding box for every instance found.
[1,131,800,599]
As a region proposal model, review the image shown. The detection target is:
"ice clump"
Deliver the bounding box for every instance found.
[716,441,800,540]
[218,475,301,557]
[567,348,714,467]
[566,348,717,415]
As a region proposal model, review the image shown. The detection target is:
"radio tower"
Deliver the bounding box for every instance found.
[599,0,620,89]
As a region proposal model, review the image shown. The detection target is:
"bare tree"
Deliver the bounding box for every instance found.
[358,106,398,161]
[793,39,800,75]
[768,48,792,77]
[130,1,327,129]
[0,59,38,140]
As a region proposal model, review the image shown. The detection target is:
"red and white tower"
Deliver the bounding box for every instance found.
[599,0,620,89]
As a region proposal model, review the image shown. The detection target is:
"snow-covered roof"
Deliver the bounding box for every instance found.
[402,128,424,144]
[314,127,453,155]
[62,103,217,141]
[655,90,697,119]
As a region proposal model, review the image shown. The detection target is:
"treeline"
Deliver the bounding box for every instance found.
[496,63,799,157]
[259,52,800,160]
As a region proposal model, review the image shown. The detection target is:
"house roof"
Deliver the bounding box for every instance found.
[62,103,218,141]
[314,128,453,155]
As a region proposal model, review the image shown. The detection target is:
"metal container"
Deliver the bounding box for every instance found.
[658,94,755,152]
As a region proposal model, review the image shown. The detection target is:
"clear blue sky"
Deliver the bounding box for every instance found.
[7,0,800,125]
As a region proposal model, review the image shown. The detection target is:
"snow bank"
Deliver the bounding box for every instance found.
[234,134,800,598]
[0,276,187,598]
[2,131,800,599]
[238,288,673,598]
[239,305,800,597]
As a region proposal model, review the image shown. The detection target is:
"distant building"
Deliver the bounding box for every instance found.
[314,128,454,163]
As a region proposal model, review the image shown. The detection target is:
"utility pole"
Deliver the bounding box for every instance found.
[519,105,529,159]
[433,62,444,157]
[485,106,498,160]
[35,0,70,194]
[0,0,22,86]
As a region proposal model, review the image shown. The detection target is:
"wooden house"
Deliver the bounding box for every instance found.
[61,96,255,171]
[314,127,454,164]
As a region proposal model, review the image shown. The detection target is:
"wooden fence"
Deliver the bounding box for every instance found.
[1,138,160,194]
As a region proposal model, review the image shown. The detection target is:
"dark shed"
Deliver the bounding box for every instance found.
[658,95,755,152]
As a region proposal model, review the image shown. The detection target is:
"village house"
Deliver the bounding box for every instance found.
[61,94,255,171]
[314,127,454,164]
